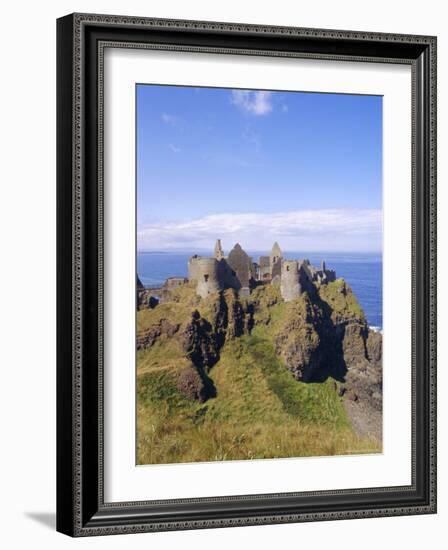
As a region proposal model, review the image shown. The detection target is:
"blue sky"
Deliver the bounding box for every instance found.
[136,85,382,252]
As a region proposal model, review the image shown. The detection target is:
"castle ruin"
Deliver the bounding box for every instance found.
[138,241,336,306]
[187,241,336,301]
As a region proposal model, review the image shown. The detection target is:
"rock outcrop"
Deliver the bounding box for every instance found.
[182,310,220,370]
[136,318,180,350]
[137,289,158,311]
[273,296,323,382]
[136,279,382,437]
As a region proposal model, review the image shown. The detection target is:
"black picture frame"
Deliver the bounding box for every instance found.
[57,13,437,537]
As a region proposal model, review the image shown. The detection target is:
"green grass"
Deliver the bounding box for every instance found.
[137,285,199,336]
[137,328,380,464]
[318,279,366,322]
[205,333,347,426]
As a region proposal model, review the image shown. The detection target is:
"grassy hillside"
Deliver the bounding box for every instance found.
[137,284,381,464]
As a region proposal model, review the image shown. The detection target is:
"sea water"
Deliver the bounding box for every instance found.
[137,251,382,330]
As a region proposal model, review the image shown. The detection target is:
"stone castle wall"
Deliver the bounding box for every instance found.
[184,241,336,301]
[280,260,301,302]
[193,257,222,299]
[227,243,252,294]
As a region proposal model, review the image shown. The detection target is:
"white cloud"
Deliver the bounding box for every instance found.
[161,112,180,126]
[137,209,382,252]
[231,90,273,116]
[168,144,181,153]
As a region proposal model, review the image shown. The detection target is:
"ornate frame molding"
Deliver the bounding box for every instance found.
[57,13,437,537]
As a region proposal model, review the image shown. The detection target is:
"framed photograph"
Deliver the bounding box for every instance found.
[56,13,437,536]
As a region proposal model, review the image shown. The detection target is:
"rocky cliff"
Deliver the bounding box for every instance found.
[136,279,382,444]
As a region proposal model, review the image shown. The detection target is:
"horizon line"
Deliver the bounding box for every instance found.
[137,248,383,254]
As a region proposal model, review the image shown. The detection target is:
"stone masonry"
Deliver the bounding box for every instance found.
[186,240,336,301]
[138,241,336,303]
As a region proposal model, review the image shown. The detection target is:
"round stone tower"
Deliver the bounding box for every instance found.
[280,260,301,302]
[195,258,222,298]
[188,255,200,282]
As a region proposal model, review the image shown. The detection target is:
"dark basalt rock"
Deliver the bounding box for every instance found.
[176,365,216,402]
[338,325,383,411]
[273,295,338,382]
[274,314,322,382]
[137,289,159,310]
[227,297,245,339]
[366,329,382,363]
[210,293,228,348]
[182,311,220,370]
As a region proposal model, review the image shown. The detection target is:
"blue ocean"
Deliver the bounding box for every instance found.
[137,251,382,330]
